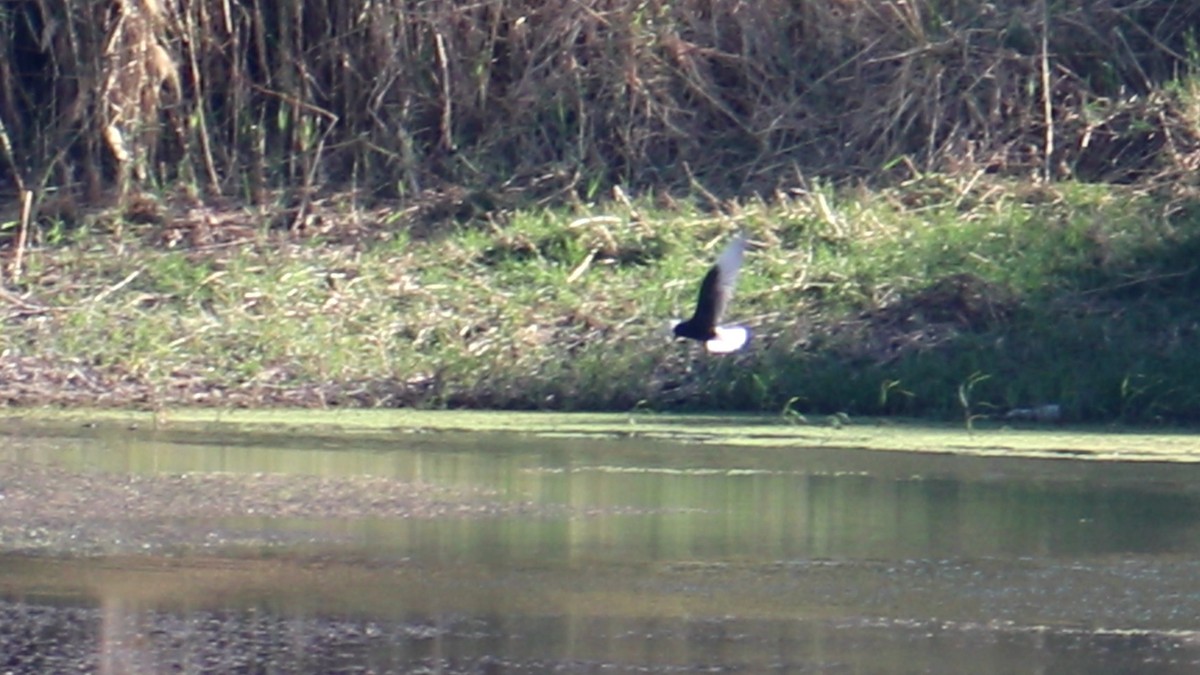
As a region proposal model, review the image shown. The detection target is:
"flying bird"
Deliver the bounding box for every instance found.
[673,232,750,353]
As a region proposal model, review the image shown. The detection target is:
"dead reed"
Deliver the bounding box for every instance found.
[1,0,1199,218]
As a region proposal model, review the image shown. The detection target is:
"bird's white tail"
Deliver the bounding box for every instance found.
[706,325,750,353]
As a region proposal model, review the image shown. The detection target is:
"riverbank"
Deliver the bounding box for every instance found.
[9,409,1200,463]
[4,2,1200,423]
[3,179,1200,422]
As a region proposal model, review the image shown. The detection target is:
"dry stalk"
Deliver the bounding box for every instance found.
[177,0,221,193]
[0,0,1197,206]
[434,30,454,152]
[1040,0,1054,182]
[9,190,32,282]
[0,117,22,193]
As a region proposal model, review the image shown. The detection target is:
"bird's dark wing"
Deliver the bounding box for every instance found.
[684,233,745,333]
[684,265,723,336]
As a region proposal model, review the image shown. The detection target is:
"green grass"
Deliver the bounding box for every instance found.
[14,408,1200,463]
[5,176,1200,422]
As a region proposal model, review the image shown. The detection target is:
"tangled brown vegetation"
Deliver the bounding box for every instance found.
[1,0,1199,220]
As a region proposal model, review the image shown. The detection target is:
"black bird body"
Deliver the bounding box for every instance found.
[673,233,749,353]
[672,265,724,341]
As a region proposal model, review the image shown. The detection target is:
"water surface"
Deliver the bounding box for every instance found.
[2,417,1199,673]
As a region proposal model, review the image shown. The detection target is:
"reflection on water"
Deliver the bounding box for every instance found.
[7,601,1199,674]
[2,420,1200,673]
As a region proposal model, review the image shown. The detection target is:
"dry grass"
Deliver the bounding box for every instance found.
[1,0,1200,221]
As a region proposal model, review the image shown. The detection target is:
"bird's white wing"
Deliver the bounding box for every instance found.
[710,232,746,324]
[714,232,746,294]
